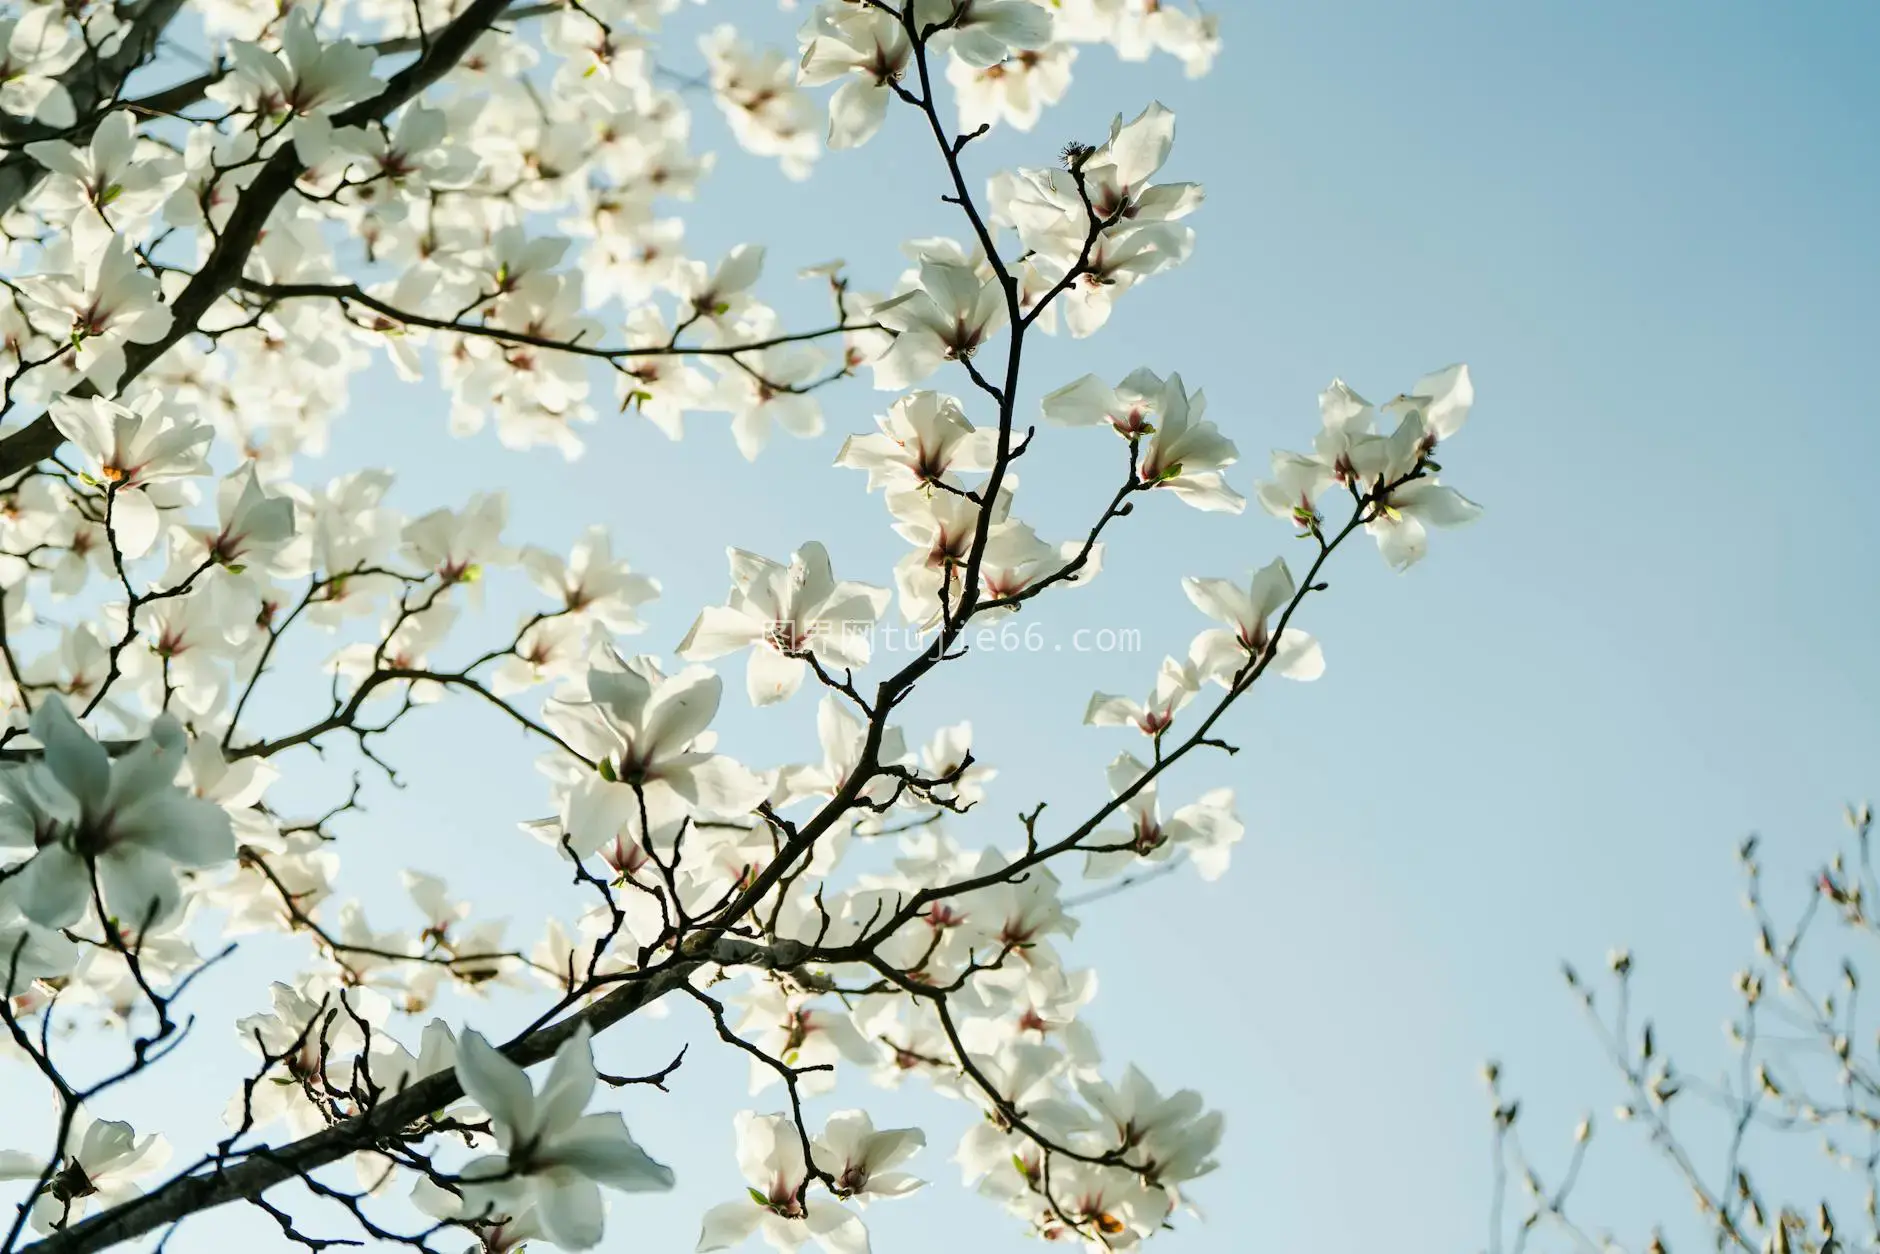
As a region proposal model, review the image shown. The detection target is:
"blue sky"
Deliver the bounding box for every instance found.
[19,3,1880,1252]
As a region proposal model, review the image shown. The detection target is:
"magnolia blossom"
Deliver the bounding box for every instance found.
[884,480,1020,624]
[731,981,878,1095]
[773,695,909,813]
[950,44,1076,134]
[0,1111,169,1233]
[812,1111,925,1201]
[676,245,768,335]
[1041,367,1166,434]
[1182,557,1324,686]
[520,525,660,633]
[867,258,1007,390]
[544,650,768,848]
[835,391,995,491]
[995,102,1200,335]
[411,1176,544,1254]
[680,543,890,705]
[218,10,378,161]
[697,1112,867,1254]
[915,0,1054,69]
[1084,655,1200,736]
[48,394,211,558]
[1133,373,1242,512]
[179,464,298,571]
[403,491,515,588]
[1383,362,1475,445]
[709,337,828,459]
[456,1024,675,1250]
[1256,366,1483,567]
[0,8,77,125]
[1366,458,1483,569]
[0,701,234,930]
[25,110,179,227]
[911,721,996,812]
[492,615,593,696]
[23,230,173,391]
[702,26,820,181]
[797,5,910,149]
[229,981,383,1135]
[1078,1066,1224,1190]
[1085,754,1242,882]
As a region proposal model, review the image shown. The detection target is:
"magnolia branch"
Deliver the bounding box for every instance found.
[231,280,878,367]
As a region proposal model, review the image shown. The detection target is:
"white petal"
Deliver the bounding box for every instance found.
[697,1200,763,1252]
[535,1173,606,1250]
[454,1030,536,1144]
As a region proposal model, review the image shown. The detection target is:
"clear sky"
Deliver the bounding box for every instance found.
[28,3,1880,1252]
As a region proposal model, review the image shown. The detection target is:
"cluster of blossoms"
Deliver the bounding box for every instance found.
[0,2,1480,1253]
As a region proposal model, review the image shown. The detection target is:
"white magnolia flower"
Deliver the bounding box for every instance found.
[697,1111,867,1254]
[1041,367,1165,434]
[403,491,515,589]
[1077,1065,1223,1186]
[811,1111,925,1201]
[229,981,386,1135]
[0,1110,170,1233]
[23,228,173,391]
[949,43,1074,134]
[1366,463,1483,569]
[1084,655,1199,736]
[1181,557,1324,686]
[1382,363,1474,446]
[773,695,908,813]
[1079,102,1201,233]
[218,10,379,162]
[884,480,1016,624]
[996,102,1200,335]
[730,981,878,1095]
[25,110,179,227]
[702,27,821,181]
[676,244,768,334]
[914,0,1053,69]
[519,526,660,633]
[1256,367,1483,567]
[411,1175,544,1254]
[1048,370,1245,512]
[49,394,211,559]
[0,701,235,931]
[329,603,460,705]
[796,5,910,150]
[0,9,77,126]
[909,721,995,812]
[1131,374,1241,511]
[708,338,827,460]
[1085,754,1242,882]
[181,464,297,570]
[544,651,768,849]
[867,258,1007,390]
[492,615,593,696]
[679,542,889,706]
[455,1023,675,1250]
[835,392,995,491]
